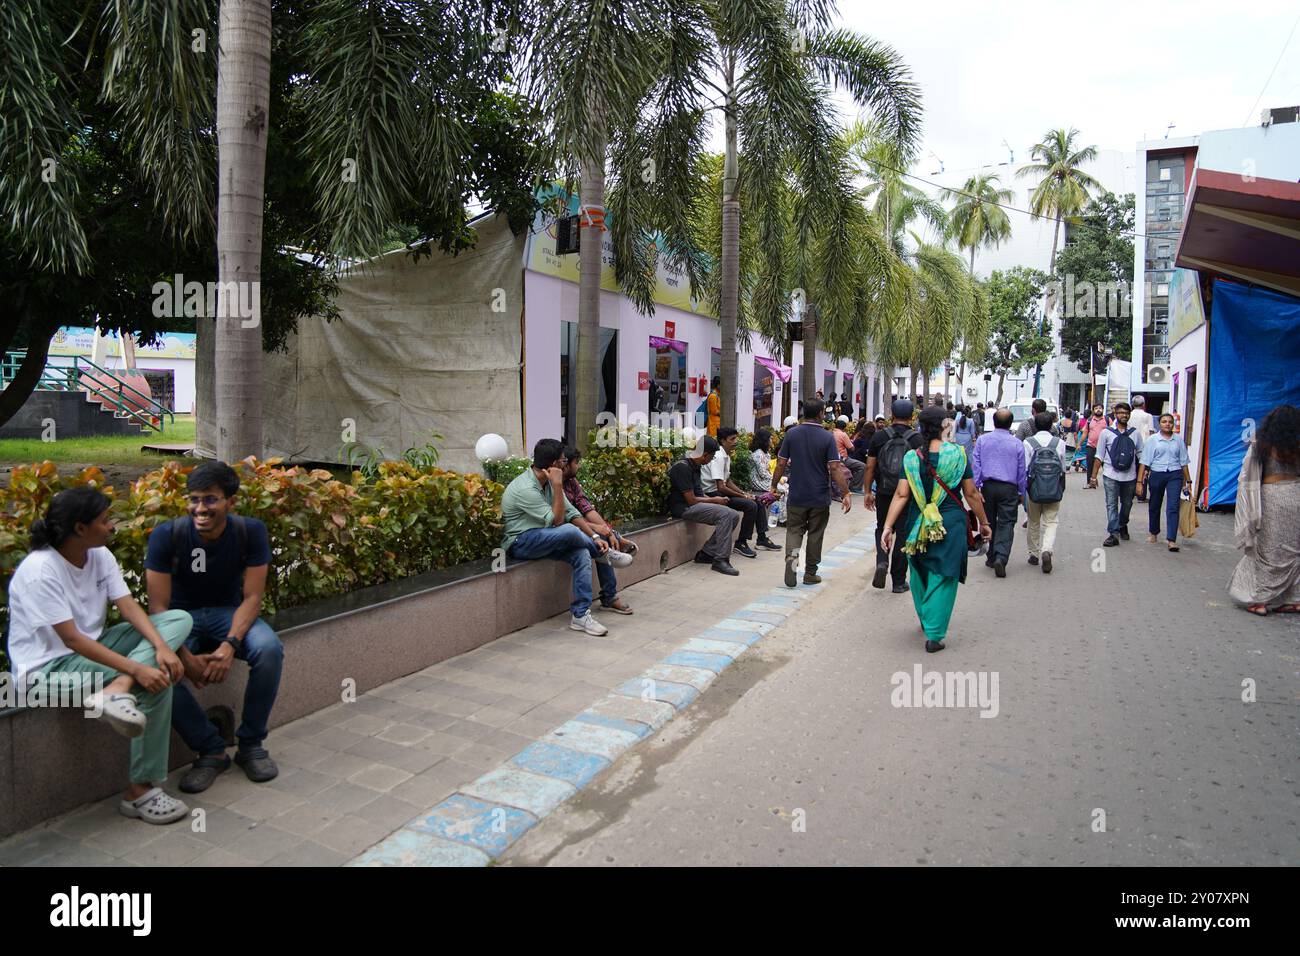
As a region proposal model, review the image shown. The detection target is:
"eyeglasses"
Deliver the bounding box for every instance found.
[186,495,226,508]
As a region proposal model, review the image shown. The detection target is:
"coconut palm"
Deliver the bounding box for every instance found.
[942,171,1011,392]
[1017,127,1101,275]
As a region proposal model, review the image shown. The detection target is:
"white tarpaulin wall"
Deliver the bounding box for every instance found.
[220,214,526,474]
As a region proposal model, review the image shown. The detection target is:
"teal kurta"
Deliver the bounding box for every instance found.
[901,445,974,584]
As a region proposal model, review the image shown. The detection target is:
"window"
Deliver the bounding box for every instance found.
[1156,283,1169,297]
[1159,167,1171,181]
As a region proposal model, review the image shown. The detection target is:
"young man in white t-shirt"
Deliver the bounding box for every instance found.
[703,428,780,558]
[7,486,194,825]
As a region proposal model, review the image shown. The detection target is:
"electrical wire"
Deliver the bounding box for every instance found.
[1241,7,1300,128]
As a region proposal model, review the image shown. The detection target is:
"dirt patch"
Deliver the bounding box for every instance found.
[0,460,188,489]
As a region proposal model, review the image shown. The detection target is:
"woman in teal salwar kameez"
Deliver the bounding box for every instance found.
[881,406,992,652]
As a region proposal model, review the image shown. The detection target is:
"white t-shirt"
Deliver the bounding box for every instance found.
[1128,407,1154,438]
[701,447,731,495]
[6,547,131,689]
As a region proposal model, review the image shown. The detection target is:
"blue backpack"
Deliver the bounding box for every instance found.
[1106,427,1138,472]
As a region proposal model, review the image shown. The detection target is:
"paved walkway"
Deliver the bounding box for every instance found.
[0,503,876,866]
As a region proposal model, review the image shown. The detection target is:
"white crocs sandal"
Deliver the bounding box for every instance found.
[119,788,189,825]
[86,692,147,738]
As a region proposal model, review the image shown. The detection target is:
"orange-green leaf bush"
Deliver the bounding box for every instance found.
[578,430,678,522]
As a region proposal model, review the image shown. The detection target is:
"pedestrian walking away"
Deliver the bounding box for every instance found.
[1136,413,1191,552]
[864,399,923,592]
[1227,404,1300,616]
[880,406,992,653]
[972,408,1026,578]
[1023,412,1069,574]
[1091,403,1144,547]
[772,397,852,588]
[1129,395,1155,500]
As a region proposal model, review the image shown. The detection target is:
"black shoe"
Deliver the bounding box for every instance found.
[1103,535,1119,547]
[803,572,822,585]
[872,566,888,589]
[234,747,279,783]
[755,537,781,551]
[711,559,740,576]
[1119,529,1130,541]
[984,556,996,568]
[1027,555,1039,566]
[891,582,909,593]
[784,554,798,588]
[179,753,231,794]
[924,640,945,653]
[734,542,758,559]
[1041,551,1052,574]
[993,560,1006,578]
[694,550,713,564]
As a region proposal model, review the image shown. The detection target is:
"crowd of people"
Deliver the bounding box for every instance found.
[6,393,1296,830]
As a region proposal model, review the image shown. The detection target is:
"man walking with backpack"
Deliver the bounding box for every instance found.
[1023,411,1069,573]
[1090,402,1144,547]
[865,399,923,592]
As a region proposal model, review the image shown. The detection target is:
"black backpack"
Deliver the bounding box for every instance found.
[167,514,249,577]
[1106,427,1138,472]
[1027,437,1066,503]
[876,425,916,495]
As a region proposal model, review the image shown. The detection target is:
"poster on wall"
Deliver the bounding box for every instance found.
[1167,268,1206,347]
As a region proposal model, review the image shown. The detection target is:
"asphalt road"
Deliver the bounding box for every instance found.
[504,473,1299,866]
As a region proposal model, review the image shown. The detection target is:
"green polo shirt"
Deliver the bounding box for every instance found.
[501,469,581,552]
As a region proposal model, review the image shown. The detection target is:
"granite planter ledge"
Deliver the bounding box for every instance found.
[0,516,718,839]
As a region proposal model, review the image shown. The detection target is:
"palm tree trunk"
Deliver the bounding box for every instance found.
[718,61,739,429]
[575,115,607,454]
[214,0,272,463]
[781,337,793,420]
[801,309,817,403]
[1048,216,1060,277]
[922,369,930,404]
[909,367,918,402]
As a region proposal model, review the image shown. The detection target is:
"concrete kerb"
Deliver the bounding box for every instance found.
[349,529,880,866]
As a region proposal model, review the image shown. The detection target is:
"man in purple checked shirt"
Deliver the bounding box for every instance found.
[971,408,1027,578]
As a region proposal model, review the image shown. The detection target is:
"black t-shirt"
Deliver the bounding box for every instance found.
[144,516,271,610]
[667,458,705,519]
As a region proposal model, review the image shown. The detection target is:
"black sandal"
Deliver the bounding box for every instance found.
[179,753,231,794]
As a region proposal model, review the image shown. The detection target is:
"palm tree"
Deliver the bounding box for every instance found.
[942,172,1011,393]
[1017,127,1101,276]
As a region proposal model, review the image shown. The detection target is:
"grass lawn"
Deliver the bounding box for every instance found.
[0,415,197,473]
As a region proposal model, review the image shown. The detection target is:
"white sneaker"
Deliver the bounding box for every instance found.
[597,549,633,568]
[570,612,609,636]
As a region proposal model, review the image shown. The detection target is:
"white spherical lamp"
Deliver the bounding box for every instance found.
[475,433,509,463]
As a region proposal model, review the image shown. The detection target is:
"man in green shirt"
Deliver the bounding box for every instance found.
[502,439,615,636]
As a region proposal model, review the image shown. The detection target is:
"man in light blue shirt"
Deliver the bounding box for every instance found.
[1136,412,1192,550]
[1091,403,1144,547]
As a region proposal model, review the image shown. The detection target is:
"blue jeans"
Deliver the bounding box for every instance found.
[1102,476,1136,535]
[508,524,615,617]
[1147,470,1183,541]
[171,607,284,756]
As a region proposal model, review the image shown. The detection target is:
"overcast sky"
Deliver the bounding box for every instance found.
[830,0,1300,177]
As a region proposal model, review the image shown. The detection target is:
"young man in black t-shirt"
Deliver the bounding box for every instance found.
[145,461,283,793]
[667,436,741,576]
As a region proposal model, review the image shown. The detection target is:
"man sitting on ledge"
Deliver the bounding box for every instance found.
[145,460,283,794]
[666,436,741,576]
[502,438,621,637]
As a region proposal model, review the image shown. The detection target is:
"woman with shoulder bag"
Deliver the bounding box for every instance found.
[881,406,992,653]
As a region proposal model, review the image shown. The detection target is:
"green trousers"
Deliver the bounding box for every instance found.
[39,610,193,784]
[908,562,959,642]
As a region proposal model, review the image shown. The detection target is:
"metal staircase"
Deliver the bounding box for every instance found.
[1,352,174,433]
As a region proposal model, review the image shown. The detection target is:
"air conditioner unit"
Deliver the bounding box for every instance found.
[965,387,979,397]
[1147,364,1171,384]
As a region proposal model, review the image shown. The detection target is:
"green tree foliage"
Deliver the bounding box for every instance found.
[1054,192,1136,374]
[985,266,1053,404]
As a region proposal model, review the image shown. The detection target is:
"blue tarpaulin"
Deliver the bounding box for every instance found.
[1205,280,1300,506]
